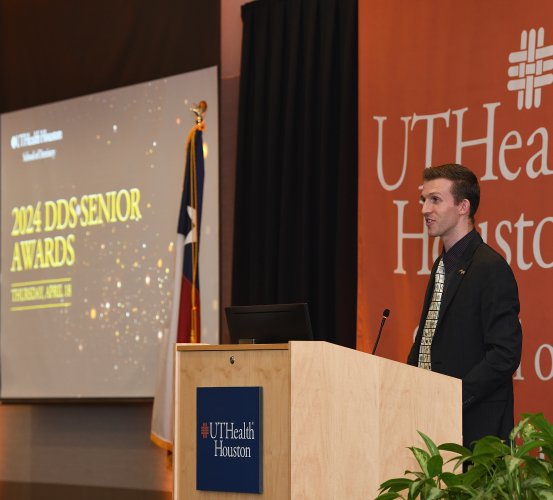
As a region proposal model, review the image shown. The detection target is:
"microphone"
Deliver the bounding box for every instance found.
[372,308,390,355]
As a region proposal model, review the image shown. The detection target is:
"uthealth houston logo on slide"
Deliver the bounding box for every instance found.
[507,28,553,110]
[10,128,64,162]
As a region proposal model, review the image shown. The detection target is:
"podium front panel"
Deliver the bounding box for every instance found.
[174,344,290,499]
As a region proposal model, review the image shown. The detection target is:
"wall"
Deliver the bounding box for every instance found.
[220,0,250,343]
[0,404,171,499]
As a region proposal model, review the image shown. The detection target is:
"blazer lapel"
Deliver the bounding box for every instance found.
[436,233,484,328]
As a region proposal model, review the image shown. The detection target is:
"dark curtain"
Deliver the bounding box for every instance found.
[232,0,358,347]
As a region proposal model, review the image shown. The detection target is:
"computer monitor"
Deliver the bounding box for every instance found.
[224,303,314,344]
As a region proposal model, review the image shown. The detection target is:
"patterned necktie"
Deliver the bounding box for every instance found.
[418,258,445,370]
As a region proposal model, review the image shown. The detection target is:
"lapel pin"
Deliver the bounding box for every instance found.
[458,269,466,275]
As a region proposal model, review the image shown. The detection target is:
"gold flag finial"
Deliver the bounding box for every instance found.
[190,100,207,125]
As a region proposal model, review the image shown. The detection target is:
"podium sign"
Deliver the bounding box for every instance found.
[196,386,263,493]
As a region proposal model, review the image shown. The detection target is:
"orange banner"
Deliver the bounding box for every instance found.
[358,0,553,420]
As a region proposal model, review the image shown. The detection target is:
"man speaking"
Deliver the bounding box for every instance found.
[407,163,522,449]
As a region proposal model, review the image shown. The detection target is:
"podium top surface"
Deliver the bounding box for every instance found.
[176,342,295,352]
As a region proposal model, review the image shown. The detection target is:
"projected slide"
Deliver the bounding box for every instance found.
[0,67,219,399]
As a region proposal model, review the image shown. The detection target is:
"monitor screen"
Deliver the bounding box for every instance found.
[225,303,314,344]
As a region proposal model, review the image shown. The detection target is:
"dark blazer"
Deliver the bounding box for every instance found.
[407,232,522,449]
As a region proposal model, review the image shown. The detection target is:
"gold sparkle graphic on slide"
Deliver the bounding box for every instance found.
[72,210,175,367]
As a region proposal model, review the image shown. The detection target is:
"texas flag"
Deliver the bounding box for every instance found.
[151,122,205,451]
[176,124,205,343]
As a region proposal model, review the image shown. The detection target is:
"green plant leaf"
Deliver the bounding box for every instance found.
[522,476,552,488]
[407,477,436,499]
[536,490,553,500]
[523,456,552,479]
[379,477,412,492]
[427,455,444,478]
[511,416,532,441]
[439,472,460,487]
[438,442,471,456]
[409,447,430,476]
[404,470,426,480]
[514,439,548,457]
[375,492,403,500]
[418,431,440,457]
[472,435,509,457]
[466,451,496,468]
[445,456,472,473]
[522,413,553,439]
[505,455,524,474]
[408,479,422,499]
[445,483,480,496]
[425,486,445,500]
[459,464,488,488]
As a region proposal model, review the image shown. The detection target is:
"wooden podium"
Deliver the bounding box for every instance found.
[174,341,461,499]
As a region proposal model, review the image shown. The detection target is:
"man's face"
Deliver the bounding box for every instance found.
[420,178,464,240]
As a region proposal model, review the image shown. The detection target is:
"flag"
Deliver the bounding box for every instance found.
[176,124,205,344]
[151,121,205,451]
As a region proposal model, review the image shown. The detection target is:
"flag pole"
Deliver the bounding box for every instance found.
[187,101,206,343]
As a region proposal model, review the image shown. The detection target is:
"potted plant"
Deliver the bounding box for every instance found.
[376,413,553,499]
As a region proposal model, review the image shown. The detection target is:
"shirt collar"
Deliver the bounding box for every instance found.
[442,229,477,273]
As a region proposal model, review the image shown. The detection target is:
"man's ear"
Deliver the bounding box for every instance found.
[458,198,470,216]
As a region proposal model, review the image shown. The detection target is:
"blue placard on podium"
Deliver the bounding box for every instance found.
[196,386,263,493]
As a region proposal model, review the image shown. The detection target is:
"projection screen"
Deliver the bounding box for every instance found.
[0,67,219,399]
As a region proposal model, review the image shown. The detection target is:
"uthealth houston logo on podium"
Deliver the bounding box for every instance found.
[196,387,263,493]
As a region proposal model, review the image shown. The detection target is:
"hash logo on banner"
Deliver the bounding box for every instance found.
[508,27,553,110]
